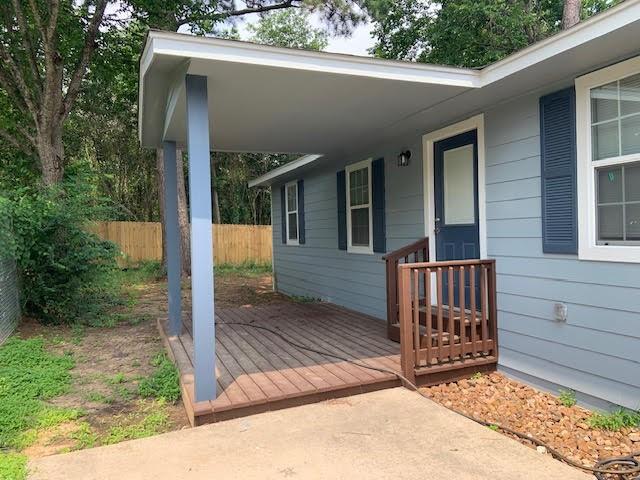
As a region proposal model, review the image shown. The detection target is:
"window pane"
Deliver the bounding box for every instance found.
[598,205,623,241]
[591,81,618,123]
[621,114,640,156]
[443,144,475,225]
[626,204,640,240]
[592,121,620,160]
[625,163,640,202]
[620,73,640,116]
[597,167,623,204]
[287,185,297,212]
[349,167,369,207]
[288,213,298,240]
[350,207,369,247]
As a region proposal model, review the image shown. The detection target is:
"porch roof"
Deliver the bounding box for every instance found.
[139,0,640,186]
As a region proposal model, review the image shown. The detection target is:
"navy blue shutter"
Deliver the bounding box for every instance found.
[280,185,287,244]
[297,180,305,244]
[540,87,578,254]
[372,158,386,253]
[337,170,347,250]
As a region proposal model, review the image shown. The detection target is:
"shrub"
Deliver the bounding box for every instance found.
[2,171,120,324]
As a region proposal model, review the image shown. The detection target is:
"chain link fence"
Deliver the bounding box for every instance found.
[0,199,19,345]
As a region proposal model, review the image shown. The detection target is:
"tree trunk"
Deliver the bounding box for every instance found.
[211,155,221,224]
[175,149,191,276]
[37,129,65,186]
[156,148,191,277]
[562,0,581,29]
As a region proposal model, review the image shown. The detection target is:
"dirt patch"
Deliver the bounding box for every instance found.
[16,271,286,458]
[421,372,640,469]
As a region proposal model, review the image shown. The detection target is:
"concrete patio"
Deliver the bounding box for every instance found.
[29,388,590,480]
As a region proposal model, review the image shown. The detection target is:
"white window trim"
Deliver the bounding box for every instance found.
[576,55,640,263]
[345,158,374,254]
[285,180,299,246]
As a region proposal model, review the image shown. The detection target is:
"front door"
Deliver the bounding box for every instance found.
[434,130,480,305]
[434,129,480,261]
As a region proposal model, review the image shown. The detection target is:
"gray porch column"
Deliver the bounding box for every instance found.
[185,74,216,401]
[163,141,182,337]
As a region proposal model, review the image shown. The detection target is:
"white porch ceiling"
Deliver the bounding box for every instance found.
[139,0,640,165]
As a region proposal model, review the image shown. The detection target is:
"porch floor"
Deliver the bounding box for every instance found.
[159,302,403,426]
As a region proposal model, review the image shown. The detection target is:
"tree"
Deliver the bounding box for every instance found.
[248,9,329,50]
[563,0,582,29]
[0,1,110,186]
[367,0,621,68]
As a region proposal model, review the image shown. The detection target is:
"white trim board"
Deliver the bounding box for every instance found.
[575,55,640,264]
[345,158,374,255]
[249,155,323,188]
[422,114,487,264]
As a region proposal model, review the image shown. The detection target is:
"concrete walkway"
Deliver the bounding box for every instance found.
[29,388,591,480]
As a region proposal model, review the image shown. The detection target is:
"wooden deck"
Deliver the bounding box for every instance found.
[159,302,404,426]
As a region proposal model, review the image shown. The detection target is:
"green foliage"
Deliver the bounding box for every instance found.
[118,261,166,286]
[558,389,577,407]
[367,0,621,68]
[215,262,273,277]
[588,408,640,431]
[138,353,181,403]
[0,338,76,448]
[0,453,27,480]
[471,372,483,380]
[3,168,122,324]
[248,10,329,50]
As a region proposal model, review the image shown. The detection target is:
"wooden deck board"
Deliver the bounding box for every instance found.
[159,302,403,426]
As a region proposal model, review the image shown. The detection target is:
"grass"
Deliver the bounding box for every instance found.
[118,261,165,286]
[103,400,170,445]
[0,453,27,480]
[558,389,577,407]
[138,352,181,403]
[215,261,272,277]
[0,338,77,449]
[471,372,483,380]
[588,408,640,431]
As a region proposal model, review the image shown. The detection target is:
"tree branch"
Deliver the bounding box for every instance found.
[61,0,108,119]
[179,0,300,27]
[0,127,34,156]
[0,45,39,122]
[11,0,43,94]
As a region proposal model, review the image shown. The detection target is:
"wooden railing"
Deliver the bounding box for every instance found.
[397,259,498,384]
[383,237,429,341]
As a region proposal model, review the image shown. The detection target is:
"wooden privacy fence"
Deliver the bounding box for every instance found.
[90,221,272,265]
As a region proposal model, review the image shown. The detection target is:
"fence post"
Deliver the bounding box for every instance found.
[398,265,416,386]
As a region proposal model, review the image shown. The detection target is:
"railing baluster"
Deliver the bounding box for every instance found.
[459,266,466,361]
[413,269,420,366]
[481,264,488,354]
[488,261,498,358]
[425,267,432,367]
[436,267,443,362]
[470,265,477,357]
[447,266,455,361]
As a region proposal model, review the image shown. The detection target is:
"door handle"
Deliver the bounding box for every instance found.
[434,217,441,234]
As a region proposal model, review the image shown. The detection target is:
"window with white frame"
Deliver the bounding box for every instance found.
[576,56,640,262]
[346,159,373,253]
[285,182,298,244]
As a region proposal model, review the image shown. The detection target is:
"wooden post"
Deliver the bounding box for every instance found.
[488,260,499,359]
[163,141,182,337]
[185,74,216,402]
[398,265,416,386]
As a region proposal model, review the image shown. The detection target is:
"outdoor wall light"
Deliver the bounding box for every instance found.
[397,150,411,167]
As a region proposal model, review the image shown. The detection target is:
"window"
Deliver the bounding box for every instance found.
[576,56,640,262]
[285,181,298,245]
[346,159,373,253]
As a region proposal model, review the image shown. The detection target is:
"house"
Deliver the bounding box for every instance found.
[138,0,640,424]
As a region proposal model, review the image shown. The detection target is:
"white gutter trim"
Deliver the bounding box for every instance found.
[249,154,324,188]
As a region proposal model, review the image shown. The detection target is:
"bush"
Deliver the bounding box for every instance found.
[2,171,120,324]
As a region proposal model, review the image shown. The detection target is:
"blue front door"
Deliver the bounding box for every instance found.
[434,130,480,306]
[434,129,480,261]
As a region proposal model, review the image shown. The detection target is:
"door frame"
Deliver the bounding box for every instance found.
[422,114,487,263]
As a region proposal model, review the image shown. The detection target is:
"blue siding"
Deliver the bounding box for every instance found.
[272,138,424,320]
[485,92,640,411]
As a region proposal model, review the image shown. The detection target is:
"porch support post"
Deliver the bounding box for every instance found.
[185,74,216,401]
[163,140,182,337]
